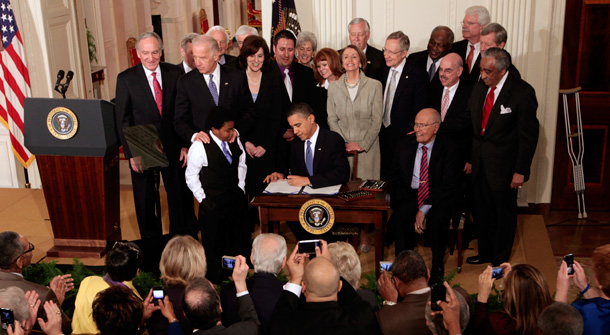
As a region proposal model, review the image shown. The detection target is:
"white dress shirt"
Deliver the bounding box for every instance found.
[487,70,509,105]
[304,123,320,163]
[185,132,247,203]
[142,65,162,100]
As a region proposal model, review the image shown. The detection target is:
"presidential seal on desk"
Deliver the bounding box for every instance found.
[47,107,78,140]
[299,199,335,235]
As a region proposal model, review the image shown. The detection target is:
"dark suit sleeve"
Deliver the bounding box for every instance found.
[337,278,381,334]
[514,84,539,180]
[115,73,135,159]
[231,294,260,334]
[307,131,350,188]
[174,76,197,143]
[270,290,301,334]
[425,141,462,217]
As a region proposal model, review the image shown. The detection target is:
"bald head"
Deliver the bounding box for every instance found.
[439,53,463,88]
[302,257,341,300]
[414,108,440,145]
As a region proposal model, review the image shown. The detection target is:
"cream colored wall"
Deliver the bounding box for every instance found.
[289,0,565,205]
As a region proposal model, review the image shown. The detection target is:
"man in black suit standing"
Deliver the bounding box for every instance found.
[264,102,350,189]
[116,32,197,238]
[221,233,286,333]
[387,108,462,279]
[178,32,199,74]
[480,23,521,78]
[174,35,244,145]
[466,48,539,266]
[347,17,386,79]
[379,31,428,179]
[183,256,260,335]
[407,26,454,96]
[270,240,380,335]
[452,6,490,87]
[207,26,236,66]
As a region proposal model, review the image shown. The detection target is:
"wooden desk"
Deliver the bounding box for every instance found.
[251,181,390,277]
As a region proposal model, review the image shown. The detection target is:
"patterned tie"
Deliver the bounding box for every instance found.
[383,68,397,127]
[466,44,475,74]
[428,59,438,82]
[306,140,313,176]
[418,146,429,208]
[440,88,450,121]
[481,86,496,136]
[284,68,293,102]
[208,74,219,106]
[151,72,162,115]
[221,141,232,164]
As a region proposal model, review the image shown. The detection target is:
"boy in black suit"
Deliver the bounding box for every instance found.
[185,107,249,283]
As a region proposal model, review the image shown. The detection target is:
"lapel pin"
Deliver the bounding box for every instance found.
[405,75,409,79]
[224,82,229,85]
[317,148,322,151]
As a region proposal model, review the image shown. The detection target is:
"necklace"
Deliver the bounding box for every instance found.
[247,71,262,86]
[344,74,360,89]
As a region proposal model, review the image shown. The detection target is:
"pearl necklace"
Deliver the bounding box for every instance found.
[247,71,262,86]
[344,74,360,89]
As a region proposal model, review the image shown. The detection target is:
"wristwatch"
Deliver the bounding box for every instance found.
[382,300,397,306]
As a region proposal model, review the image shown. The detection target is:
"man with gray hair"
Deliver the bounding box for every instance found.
[452,5,490,86]
[480,22,521,78]
[116,31,197,239]
[207,25,236,65]
[346,17,385,78]
[226,25,258,70]
[466,47,539,266]
[178,32,199,74]
[0,287,29,334]
[220,234,286,333]
[0,231,72,334]
[379,30,428,180]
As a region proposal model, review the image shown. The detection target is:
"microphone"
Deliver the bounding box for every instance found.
[54,70,65,91]
[64,71,74,89]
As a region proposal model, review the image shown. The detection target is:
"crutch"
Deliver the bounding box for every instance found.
[559,87,587,219]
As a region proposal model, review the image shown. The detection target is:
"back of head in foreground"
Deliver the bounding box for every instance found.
[251,233,286,275]
[392,250,429,290]
[182,278,221,330]
[0,287,29,335]
[302,257,342,302]
[537,302,583,335]
[160,235,207,287]
[92,285,143,335]
[502,264,553,335]
[105,241,143,283]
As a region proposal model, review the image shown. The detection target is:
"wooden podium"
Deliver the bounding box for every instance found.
[24,98,121,258]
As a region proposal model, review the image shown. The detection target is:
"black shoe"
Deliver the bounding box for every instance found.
[466,255,491,265]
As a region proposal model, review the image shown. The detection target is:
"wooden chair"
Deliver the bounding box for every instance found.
[247,1,262,28]
[347,150,359,180]
[126,37,140,67]
[199,9,210,34]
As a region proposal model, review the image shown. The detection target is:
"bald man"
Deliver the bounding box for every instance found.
[388,108,462,282]
[270,241,379,334]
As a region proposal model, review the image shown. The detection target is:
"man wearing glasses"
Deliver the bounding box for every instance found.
[378,31,428,180]
[386,109,462,283]
[452,6,490,88]
[0,231,73,334]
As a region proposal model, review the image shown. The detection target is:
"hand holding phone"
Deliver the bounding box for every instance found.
[430,283,447,311]
[1,308,14,331]
[491,267,503,279]
[380,261,392,273]
[152,286,165,306]
[564,254,574,275]
[222,256,236,270]
[298,240,321,256]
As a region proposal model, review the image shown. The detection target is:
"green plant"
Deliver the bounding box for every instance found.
[132,271,163,298]
[86,24,97,64]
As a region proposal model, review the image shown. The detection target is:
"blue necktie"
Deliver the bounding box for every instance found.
[306,140,313,176]
[221,141,232,164]
[208,74,219,106]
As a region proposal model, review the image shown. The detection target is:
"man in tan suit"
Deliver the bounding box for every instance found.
[376,250,432,335]
[0,231,72,334]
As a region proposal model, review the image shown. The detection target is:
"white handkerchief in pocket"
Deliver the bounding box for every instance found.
[500,105,512,114]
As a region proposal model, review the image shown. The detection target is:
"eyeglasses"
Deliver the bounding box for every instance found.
[23,242,35,254]
[383,49,404,56]
[412,122,439,129]
[461,20,479,26]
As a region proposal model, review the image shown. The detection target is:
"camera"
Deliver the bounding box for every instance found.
[222,256,236,270]
[491,267,503,279]
[298,240,321,255]
[379,261,392,273]
[1,308,14,331]
[564,254,574,275]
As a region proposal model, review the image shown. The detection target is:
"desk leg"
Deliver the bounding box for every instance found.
[259,207,269,233]
[374,211,384,278]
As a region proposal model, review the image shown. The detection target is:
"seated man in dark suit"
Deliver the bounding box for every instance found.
[376,250,432,335]
[387,108,462,279]
[0,231,72,334]
[264,102,350,189]
[183,256,259,335]
[221,233,287,333]
[270,240,380,335]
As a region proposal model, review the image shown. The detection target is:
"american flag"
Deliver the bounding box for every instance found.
[0,0,33,168]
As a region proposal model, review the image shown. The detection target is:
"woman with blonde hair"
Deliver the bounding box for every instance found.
[473,263,553,335]
[311,48,343,129]
[146,235,207,335]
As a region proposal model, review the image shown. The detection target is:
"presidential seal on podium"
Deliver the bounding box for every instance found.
[299,199,335,235]
[47,106,78,140]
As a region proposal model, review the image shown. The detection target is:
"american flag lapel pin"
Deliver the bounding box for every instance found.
[224,82,229,85]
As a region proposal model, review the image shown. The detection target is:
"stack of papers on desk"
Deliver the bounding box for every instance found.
[263,180,341,195]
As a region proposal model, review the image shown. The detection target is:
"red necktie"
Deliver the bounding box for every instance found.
[481,86,496,136]
[152,72,162,115]
[418,146,429,208]
[466,44,474,74]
